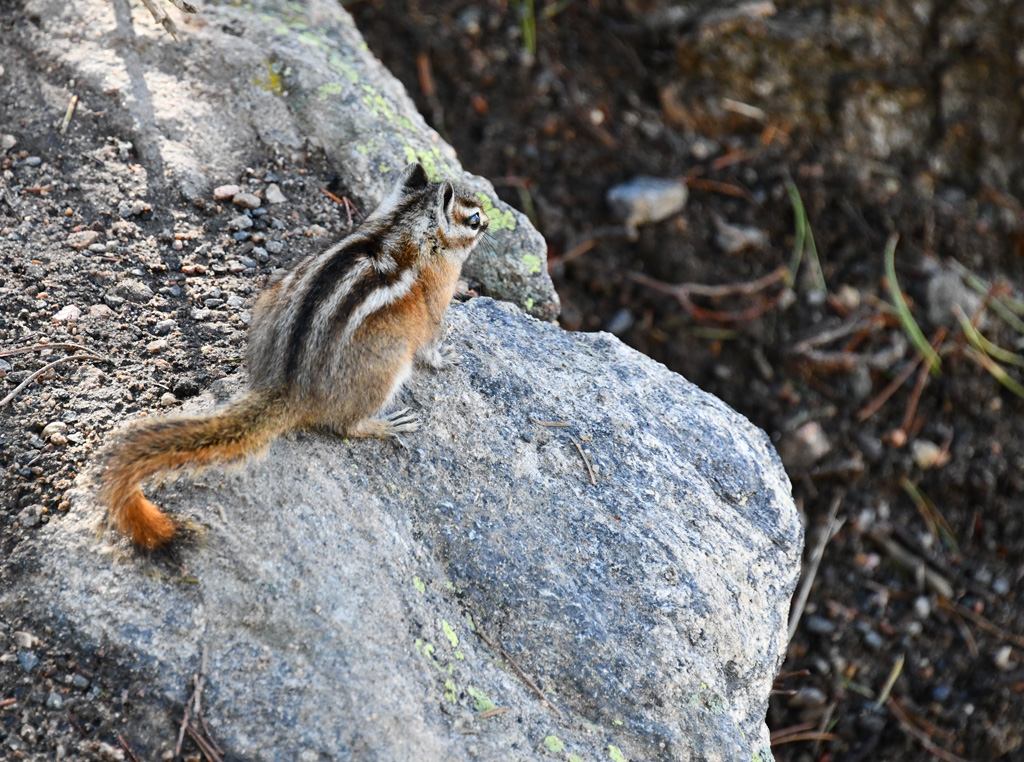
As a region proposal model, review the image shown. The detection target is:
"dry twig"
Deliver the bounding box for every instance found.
[788,494,843,641]
[569,435,597,486]
[629,266,788,325]
[1,354,101,408]
[473,626,561,716]
[886,697,971,762]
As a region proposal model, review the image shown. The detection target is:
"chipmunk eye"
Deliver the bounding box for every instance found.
[468,212,480,230]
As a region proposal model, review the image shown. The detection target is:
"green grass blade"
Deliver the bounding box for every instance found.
[953,305,1024,369]
[966,347,1024,399]
[884,234,941,374]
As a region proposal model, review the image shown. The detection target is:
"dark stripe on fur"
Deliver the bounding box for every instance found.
[283,237,374,381]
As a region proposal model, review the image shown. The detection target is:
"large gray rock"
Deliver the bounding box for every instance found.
[17,0,558,320]
[3,299,802,762]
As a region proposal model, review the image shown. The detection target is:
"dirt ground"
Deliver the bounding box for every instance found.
[2,1,1024,761]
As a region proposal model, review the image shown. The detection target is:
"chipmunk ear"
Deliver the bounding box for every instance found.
[399,162,429,193]
[436,180,455,227]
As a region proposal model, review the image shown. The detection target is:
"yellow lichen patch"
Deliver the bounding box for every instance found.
[474,192,517,231]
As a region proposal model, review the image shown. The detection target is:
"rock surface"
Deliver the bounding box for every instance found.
[17,0,558,320]
[4,299,802,761]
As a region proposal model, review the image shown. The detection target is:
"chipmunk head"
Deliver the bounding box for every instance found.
[434,178,489,263]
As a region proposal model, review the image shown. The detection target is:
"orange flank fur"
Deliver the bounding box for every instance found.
[98,390,294,548]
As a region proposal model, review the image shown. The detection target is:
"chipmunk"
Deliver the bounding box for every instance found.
[98,162,489,548]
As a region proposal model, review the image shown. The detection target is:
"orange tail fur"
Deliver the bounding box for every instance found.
[98,390,293,548]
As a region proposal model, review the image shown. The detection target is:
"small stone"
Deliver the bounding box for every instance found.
[606,176,688,228]
[993,577,1011,596]
[803,615,836,635]
[24,155,42,167]
[67,230,101,250]
[17,652,39,672]
[913,596,930,619]
[307,224,329,237]
[236,255,258,269]
[229,214,253,231]
[926,270,985,328]
[713,217,767,255]
[50,433,68,445]
[52,304,81,323]
[788,686,827,709]
[264,183,288,205]
[604,308,634,336]
[13,631,41,649]
[265,240,285,255]
[130,200,149,216]
[42,421,68,440]
[861,629,884,651]
[227,259,247,273]
[181,263,207,275]
[213,184,241,201]
[146,339,169,354]
[232,192,262,210]
[777,421,832,470]
[252,246,269,263]
[1,134,16,152]
[227,295,245,308]
[993,645,1014,671]
[111,279,154,304]
[88,304,115,319]
[159,392,178,407]
[153,318,176,336]
[46,692,64,709]
[204,298,224,309]
[911,439,949,469]
[70,673,90,690]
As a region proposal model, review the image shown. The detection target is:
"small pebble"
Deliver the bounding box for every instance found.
[67,230,101,250]
[227,295,245,308]
[788,686,827,709]
[913,596,930,619]
[714,217,767,255]
[88,303,115,319]
[264,183,288,204]
[17,652,39,672]
[51,304,81,323]
[70,673,90,690]
[229,214,253,231]
[0,133,16,151]
[153,318,176,336]
[606,176,688,228]
[237,255,258,269]
[992,577,1011,596]
[146,339,169,354]
[804,615,836,635]
[227,259,247,272]
[252,246,269,263]
[232,192,262,210]
[213,184,241,201]
[265,240,285,255]
[25,155,42,167]
[861,629,884,651]
[778,421,832,470]
[46,692,64,709]
[13,631,40,649]
[159,392,178,407]
[42,421,68,440]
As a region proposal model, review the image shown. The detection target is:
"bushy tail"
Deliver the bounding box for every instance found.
[98,389,293,548]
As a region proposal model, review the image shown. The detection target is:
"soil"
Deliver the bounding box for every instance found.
[1,1,1023,761]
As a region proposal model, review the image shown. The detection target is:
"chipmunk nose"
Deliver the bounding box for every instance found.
[480,212,489,231]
